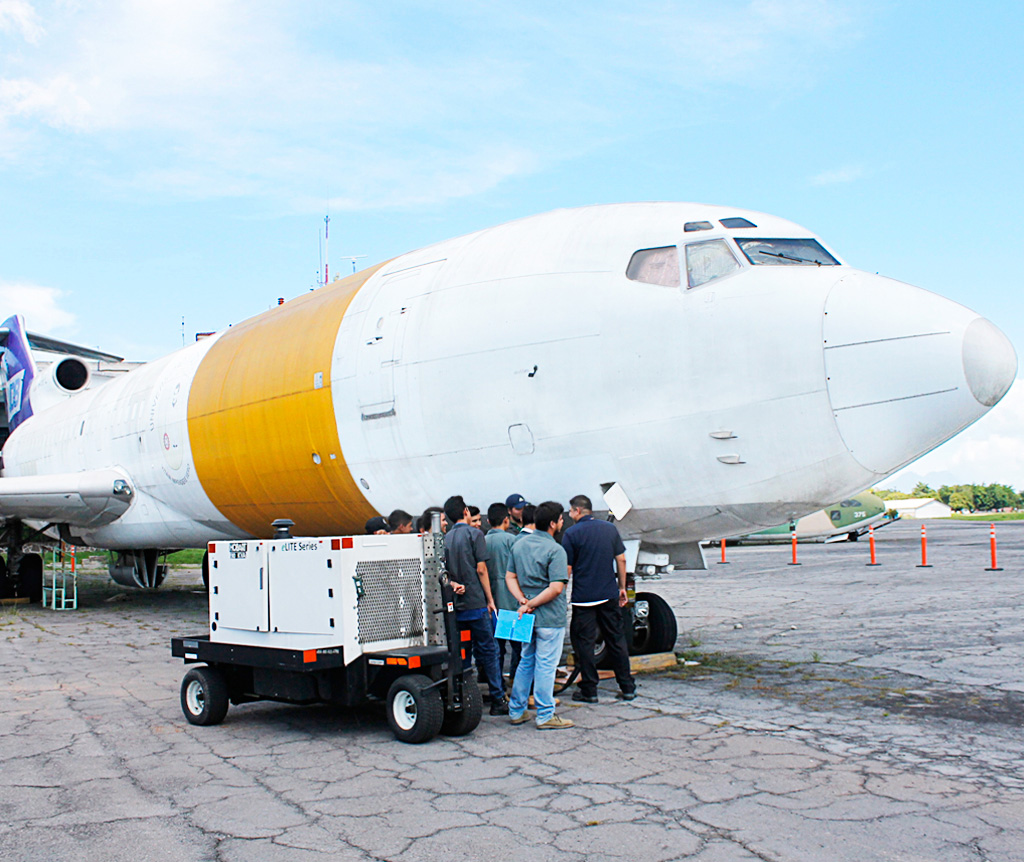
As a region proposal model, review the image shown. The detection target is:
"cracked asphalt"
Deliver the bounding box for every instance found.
[2,518,1022,861]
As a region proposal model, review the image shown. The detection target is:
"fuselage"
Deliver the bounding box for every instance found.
[2,203,1015,559]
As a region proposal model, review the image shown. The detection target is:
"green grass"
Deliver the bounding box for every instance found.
[165,549,206,566]
[951,512,1024,521]
[41,548,206,567]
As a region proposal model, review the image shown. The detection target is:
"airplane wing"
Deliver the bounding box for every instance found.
[0,468,134,528]
[0,324,123,363]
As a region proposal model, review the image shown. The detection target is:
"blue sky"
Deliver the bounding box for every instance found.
[1,0,1022,490]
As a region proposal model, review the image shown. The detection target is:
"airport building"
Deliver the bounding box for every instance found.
[883,497,952,519]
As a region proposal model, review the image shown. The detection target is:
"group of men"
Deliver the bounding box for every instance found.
[441,493,637,730]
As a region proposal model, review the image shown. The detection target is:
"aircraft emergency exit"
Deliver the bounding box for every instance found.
[0,203,1016,588]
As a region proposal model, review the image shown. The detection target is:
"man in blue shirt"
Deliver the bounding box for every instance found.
[443,495,508,715]
[562,494,636,702]
[505,501,574,729]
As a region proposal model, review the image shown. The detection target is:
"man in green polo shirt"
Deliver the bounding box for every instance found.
[505,500,574,730]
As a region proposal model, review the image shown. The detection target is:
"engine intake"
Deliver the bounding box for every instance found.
[54,357,90,392]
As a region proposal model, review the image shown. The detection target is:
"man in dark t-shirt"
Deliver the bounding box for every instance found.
[562,494,636,702]
[443,495,508,714]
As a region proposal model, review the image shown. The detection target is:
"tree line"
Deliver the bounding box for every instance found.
[875,482,1021,512]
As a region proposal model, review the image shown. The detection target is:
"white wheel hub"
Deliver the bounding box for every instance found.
[392,690,417,730]
[186,679,206,715]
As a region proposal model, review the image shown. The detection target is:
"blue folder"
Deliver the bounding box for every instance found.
[495,608,535,643]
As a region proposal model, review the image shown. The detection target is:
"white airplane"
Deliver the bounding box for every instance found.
[0,203,1015,593]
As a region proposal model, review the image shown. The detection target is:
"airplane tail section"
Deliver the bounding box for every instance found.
[0,315,38,432]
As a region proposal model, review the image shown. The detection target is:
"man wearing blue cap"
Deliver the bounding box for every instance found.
[505,493,528,536]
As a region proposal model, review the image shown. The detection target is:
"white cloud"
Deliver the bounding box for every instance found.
[811,164,868,186]
[885,381,1024,490]
[0,1,868,209]
[0,0,43,43]
[0,281,76,332]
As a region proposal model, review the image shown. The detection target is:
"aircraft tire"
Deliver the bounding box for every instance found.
[181,666,230,726]
[20,553,43,603]
[440,670,483,736]
[634,592,678,654]
[386,674,444,743]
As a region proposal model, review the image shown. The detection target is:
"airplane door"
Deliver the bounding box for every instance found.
[356,308,398,419]
[356,269,422,421]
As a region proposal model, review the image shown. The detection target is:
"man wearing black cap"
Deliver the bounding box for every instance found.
[365,516,390,534]
[505,494,528,536]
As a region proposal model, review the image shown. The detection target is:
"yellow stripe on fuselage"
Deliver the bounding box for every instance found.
[187,265,387,537]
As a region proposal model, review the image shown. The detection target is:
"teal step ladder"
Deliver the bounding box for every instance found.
[43,543,78,610]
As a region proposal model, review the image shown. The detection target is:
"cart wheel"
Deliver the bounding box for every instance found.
[181,666,229,726]
[632,592,678,654]
[386,674,444,743]
[201,550,209,591]
[440,670,483,736]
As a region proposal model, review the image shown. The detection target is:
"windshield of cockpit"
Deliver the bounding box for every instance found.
[736,238,840,266]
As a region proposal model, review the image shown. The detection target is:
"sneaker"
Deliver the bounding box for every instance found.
[615,690,637,701]
[490,697,510,716]
[528,695,561,708]
[572,690,598,703]
[510,711,533,725]
[537,715,575,730]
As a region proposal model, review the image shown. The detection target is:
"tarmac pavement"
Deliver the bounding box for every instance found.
[1,518,1022,861]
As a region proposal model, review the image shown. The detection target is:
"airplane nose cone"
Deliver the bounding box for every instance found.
[962,316,1016,407]
[824,272,1016,475]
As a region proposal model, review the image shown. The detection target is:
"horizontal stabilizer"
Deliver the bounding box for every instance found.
[0,468,134,528]
[0,325,124,363]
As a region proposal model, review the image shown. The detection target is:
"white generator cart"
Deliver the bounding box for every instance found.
[171,526,481,743]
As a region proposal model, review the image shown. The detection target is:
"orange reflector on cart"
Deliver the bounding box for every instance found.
[460,629,472,642]
[386,657,408,666]
[208,543,216,553]
[461,649,466,660]
[408,656,421,668]
[303,650,316,664]
[342,537,353,549]
[331,539,341,550]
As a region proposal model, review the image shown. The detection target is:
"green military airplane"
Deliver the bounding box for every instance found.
[734,491,897,543]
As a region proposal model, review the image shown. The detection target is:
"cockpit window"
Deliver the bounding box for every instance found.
[720,217,756,229]
[736,238,840,266]
[626,246,680,287]
[684,221,713,232]
[685,239,741,288]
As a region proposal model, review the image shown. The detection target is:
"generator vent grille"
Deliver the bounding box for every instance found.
[356,558,424,644]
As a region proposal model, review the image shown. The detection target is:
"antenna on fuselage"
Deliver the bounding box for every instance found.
[324,214,330,286]
[338,254,367,275]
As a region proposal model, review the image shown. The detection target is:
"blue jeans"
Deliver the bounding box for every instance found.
[458,614,504,701]
[510,626,565,725]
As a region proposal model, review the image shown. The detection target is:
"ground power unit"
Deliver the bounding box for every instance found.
[171,523,480,742]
